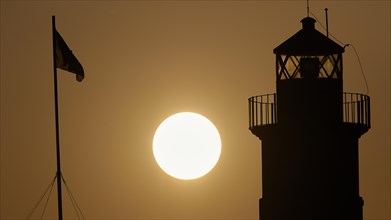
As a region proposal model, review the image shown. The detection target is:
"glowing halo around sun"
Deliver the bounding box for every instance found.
[153,112,222,180]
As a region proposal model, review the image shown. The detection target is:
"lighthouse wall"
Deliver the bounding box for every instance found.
[258,126,363,220]
[276,78,343,127]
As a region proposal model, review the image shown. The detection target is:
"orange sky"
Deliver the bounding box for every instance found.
[1,1,390,220]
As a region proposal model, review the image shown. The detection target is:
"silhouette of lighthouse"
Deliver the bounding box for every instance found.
[248,15,370,220]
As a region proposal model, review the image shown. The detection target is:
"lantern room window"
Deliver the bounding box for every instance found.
[276,54,342,80]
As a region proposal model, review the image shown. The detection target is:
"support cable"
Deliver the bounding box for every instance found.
[40,176,56,220]
[25,175,56,220]
[310,11,370,95]
[62,176,86,220]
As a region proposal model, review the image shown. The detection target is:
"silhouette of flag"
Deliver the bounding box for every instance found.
[54,29,84,82]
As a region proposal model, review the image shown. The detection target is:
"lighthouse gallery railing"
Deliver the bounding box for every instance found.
[343,92,371,128]
[248,94,277,128]
[248,92,370,129]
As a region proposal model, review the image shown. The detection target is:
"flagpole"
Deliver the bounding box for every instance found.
[52,15,63,220]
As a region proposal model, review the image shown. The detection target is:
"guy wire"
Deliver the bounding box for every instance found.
[310,10,369,95]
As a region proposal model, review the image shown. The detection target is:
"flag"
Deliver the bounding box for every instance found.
[54,29,84,82]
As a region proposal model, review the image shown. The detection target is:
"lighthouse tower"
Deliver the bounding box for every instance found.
[248,16,370,220]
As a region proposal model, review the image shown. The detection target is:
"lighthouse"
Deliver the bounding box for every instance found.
[248,16,370,220]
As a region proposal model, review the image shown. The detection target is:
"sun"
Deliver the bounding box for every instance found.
[153,112,222,180]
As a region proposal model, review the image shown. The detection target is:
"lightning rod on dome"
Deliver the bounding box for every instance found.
[325,8,329,38]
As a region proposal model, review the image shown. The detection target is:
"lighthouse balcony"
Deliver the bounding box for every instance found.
[342,92,371,135]
[248,94,278,128]
[248,92,370,130]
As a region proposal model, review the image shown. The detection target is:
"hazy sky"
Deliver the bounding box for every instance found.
[1,1,390,220]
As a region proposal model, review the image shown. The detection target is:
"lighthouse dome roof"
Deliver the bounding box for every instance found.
[273,17,344,56]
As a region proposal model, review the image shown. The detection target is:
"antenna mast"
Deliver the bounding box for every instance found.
[325,8,329,38]
[306,0,309,17]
